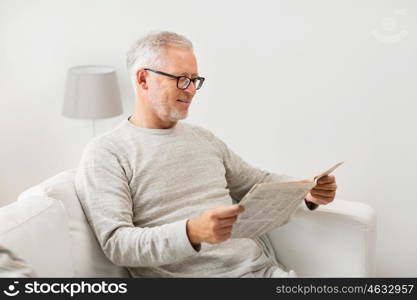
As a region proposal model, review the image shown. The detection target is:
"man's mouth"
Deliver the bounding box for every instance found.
[177,99,191,104]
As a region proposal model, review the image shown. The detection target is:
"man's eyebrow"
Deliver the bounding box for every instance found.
[180,72,199,77]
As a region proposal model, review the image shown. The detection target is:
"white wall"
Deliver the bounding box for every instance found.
[1,0,416,276]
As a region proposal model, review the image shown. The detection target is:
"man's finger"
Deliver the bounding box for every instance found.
[218,226,233,235]
[218,216,238,228]
[212,205,244,219]
[217,232,232,241]
[310,195,335,202]
[311,190,336,199]
[308,196,332,205]
[314,183,337,191]
[317,175,335,184]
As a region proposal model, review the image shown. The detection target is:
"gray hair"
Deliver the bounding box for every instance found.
[126,31,194,88]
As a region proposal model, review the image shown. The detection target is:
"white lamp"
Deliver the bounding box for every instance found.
[62,65,123,137]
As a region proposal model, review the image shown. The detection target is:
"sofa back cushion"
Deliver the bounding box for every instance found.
[18,169,129,277]
[0,196,73,276]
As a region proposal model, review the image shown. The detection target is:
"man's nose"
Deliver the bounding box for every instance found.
[184,81,197,95]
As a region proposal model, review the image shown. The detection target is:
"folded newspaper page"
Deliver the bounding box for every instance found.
[231,161,344,239]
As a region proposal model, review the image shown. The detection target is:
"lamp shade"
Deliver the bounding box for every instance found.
[62,65,123,119]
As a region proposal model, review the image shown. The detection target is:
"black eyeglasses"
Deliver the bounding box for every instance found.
[144,68,205,90]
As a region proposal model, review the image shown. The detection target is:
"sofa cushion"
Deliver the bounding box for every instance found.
[18,169,129,277]
[0,244,37,277]
[0,196,73,277]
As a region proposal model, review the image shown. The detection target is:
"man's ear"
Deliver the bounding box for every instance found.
[136,69,148,90]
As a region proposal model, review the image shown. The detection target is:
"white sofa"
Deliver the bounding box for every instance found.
[0,169,377,277]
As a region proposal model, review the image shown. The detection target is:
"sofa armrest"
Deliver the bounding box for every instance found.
[0,196,74,277]
[266,199,377,277]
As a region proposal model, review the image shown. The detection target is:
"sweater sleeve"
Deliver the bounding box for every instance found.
[195,127,299,203]
[75,139,198,268]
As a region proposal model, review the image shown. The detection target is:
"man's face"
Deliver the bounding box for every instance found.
[145,47,198,124]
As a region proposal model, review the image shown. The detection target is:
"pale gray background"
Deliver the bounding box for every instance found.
[0,0,416,276]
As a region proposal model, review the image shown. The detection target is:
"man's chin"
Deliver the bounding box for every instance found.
[168,111,188,122]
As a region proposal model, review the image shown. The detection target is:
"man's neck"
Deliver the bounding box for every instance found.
[128,114,177,130]
[132,92,178,129]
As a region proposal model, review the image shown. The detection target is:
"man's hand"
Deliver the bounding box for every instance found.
[305,175,337,205]
[186,204,245,246]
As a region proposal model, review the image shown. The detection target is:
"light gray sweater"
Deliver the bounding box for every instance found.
[75,119,298,277]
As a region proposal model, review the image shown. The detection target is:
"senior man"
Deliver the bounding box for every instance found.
[75,31,337,278]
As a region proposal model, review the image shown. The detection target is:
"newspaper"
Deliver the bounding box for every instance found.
[231,162,344,239]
